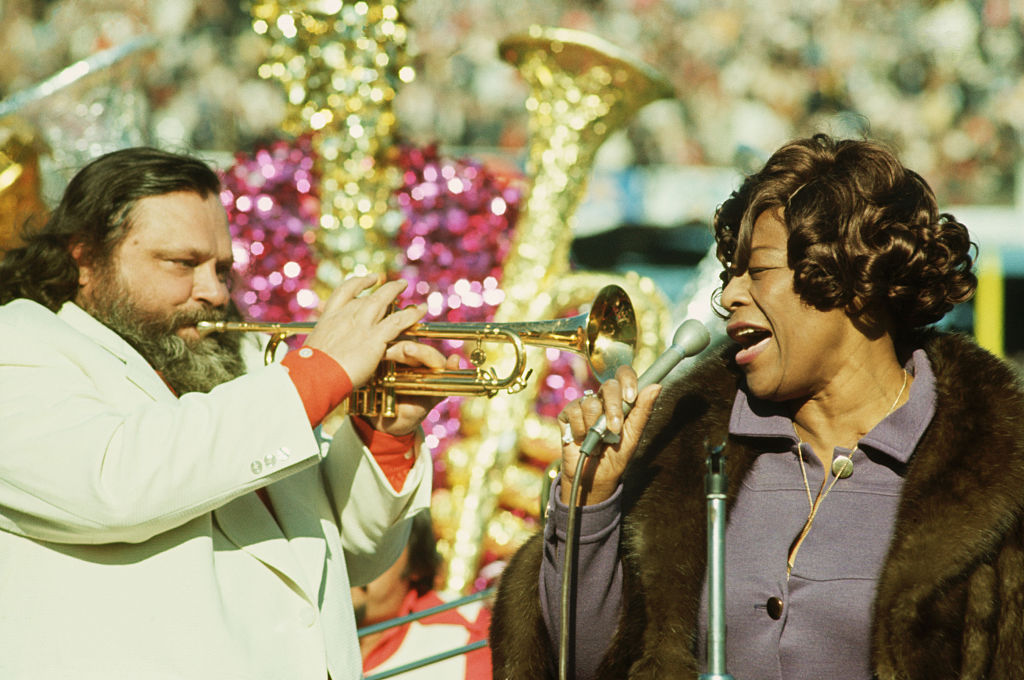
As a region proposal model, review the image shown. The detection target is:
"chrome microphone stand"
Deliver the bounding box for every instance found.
[700,441,734,680]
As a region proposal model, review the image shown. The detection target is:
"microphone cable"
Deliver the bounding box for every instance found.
[557,320,711,680]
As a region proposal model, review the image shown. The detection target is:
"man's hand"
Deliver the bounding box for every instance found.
[304,275,426,388]
[364,341,462,437]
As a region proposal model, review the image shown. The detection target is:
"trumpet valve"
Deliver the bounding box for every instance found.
[469,345,487,367]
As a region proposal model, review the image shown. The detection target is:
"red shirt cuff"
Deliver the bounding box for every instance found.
[351,416,417,492]
[281,347,353,427]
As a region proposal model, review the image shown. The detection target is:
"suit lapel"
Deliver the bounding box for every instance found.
[57,302,174,401]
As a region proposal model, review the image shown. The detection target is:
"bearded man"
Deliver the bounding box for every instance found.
[0,147,453,680]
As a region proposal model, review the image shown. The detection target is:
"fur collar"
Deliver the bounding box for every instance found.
[607,331,1024,677]
[490,331,1024,679]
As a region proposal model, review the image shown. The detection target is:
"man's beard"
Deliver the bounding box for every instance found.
[81,274,247,395]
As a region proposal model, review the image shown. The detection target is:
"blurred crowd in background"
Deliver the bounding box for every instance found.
[2,0,1022,207]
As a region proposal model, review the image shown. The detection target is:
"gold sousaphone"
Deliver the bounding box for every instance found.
[198,284,636,417]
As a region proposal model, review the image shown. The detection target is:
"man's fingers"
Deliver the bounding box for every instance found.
[370,279,409,304]
[324,276,405,322]
[331,274,378,306]
[386,303,427,333]
[383,341,417,365]
[318,275,381,322]
[355,279,409,323]
[385,340,447,369]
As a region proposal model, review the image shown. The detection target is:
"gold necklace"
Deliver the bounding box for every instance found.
[785,369,909,578]
[828,369,909,479]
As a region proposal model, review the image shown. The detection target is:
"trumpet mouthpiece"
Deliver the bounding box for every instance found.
[196,320,226,337]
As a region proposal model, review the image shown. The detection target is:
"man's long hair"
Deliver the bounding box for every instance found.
[0,147,221,310]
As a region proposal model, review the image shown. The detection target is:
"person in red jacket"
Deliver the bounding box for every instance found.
[353,511,492,679]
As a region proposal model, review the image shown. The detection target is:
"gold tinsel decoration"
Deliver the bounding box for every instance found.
[249,0,414,286]
[438,28,676,594]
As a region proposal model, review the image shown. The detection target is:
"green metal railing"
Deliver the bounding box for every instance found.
[359,587,495,680]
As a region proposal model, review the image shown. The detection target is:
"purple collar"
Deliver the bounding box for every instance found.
[728,349,936,464]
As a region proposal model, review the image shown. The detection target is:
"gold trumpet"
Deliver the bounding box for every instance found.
[198,284,637,417]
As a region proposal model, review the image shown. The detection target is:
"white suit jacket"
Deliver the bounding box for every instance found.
[0,300,432,680]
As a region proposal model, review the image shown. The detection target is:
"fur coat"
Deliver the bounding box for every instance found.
[490,332,1024,679]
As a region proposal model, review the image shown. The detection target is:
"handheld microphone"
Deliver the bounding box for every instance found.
[578,319,711,456]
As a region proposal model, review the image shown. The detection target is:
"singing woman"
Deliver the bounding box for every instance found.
[490,134,1024,679]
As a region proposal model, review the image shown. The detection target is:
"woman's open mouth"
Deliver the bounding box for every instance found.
[728,324,772,366]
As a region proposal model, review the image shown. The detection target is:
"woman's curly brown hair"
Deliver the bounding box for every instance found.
[713,134,977,331]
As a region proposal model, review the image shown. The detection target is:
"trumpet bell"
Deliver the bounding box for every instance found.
[402,283,636,384]
[579,284,636,382]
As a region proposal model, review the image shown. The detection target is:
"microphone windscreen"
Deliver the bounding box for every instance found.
[675,319,711,357]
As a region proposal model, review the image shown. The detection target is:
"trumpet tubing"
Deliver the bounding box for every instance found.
[198,284,636,418]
